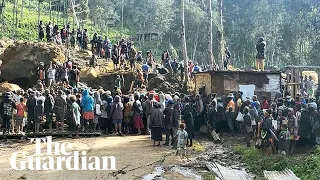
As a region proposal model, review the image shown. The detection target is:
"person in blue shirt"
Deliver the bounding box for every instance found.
[142,62,149,83]
[171,58,178,74]
[193,63,201,73]
[81,89,95,132]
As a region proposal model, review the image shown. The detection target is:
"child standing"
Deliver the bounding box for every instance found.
[15,97,26,134]
[278,124,290,155]
[176,123,188,159]
[34,99,44,133]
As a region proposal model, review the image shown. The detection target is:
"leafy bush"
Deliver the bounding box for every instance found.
[233,145,320,180]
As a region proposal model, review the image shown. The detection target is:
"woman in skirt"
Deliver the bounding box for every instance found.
[132,94,144,135]
[150,102,164,146]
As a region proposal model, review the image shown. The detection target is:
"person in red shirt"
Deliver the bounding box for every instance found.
[261,96,270,110]
[188,61,194,78]
[15,97,26,134]
[149,89,159,102]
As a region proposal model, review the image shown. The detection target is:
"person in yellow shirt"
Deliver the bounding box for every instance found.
[226,93,235,133]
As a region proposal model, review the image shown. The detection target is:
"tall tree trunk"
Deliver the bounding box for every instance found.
[70,0,79,29]
[21,0,24,20]
[49,0,52,21]
[12,0,16,39]
[37,0,40,41]
[192,24,200,61]
[0,0,5,33]
[121,0,124,37]
[57,3,60,25]
[208,0,216,70]
[181,0,188,82]
[15,0,18,30]
[64,0,67,27]
[28,0,31,39]
[217,0,225,69]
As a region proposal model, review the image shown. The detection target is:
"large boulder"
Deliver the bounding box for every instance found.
[0,41,65,82]
[147,73,184,93]
[148,75,174,93]
[0,82,21,92]
[81,72,136,93]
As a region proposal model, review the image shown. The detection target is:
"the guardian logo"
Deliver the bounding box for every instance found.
[10,136,116,171]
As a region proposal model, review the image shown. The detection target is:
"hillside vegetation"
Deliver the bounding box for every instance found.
[0,0,319,68]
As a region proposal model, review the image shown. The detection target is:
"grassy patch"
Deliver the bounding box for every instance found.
[233,145,320,180]
[201,172,216,180]
[192,141,205,153]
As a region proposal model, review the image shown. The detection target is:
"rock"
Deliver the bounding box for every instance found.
[0,40,5,48]
[0,38,14,48]
[0,82,21,92]
[148,75,165,85]
[80,67,99,78]
[0,41,65,82]
[147,74,183,93]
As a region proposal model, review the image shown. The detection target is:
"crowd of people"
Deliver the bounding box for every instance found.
[206,91,320,156]
[32,22,319,158]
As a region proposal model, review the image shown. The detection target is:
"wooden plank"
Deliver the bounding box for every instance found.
[0,132,102,139]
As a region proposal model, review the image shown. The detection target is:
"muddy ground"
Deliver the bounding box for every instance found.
[0,135,249,180]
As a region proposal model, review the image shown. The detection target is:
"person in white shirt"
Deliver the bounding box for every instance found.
[47,62,56,89]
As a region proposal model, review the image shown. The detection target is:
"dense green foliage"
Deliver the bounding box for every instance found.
[0,0,319,68]
[233,145,320,179]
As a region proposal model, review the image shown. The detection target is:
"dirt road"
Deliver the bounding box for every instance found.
[0,135,199,180]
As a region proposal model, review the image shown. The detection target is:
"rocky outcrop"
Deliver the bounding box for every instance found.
[0,41,65,82]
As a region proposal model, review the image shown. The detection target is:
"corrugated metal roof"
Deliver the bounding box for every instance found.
[206,162,254,180]
[264,169,300,180]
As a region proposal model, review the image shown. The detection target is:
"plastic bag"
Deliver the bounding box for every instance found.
[235,112,244,122]
[95,104,101,115]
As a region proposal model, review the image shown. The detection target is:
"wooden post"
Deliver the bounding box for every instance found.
[208,0,216,70]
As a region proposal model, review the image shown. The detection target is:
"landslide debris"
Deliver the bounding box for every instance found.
[0,41,65,82]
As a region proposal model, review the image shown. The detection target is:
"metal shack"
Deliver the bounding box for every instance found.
[194,71,281,100]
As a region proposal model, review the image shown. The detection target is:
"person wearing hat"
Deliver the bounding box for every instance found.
[0,92,16,134]
[226,93,235,133]
[44,89,55,133]
[163,99,179,148]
